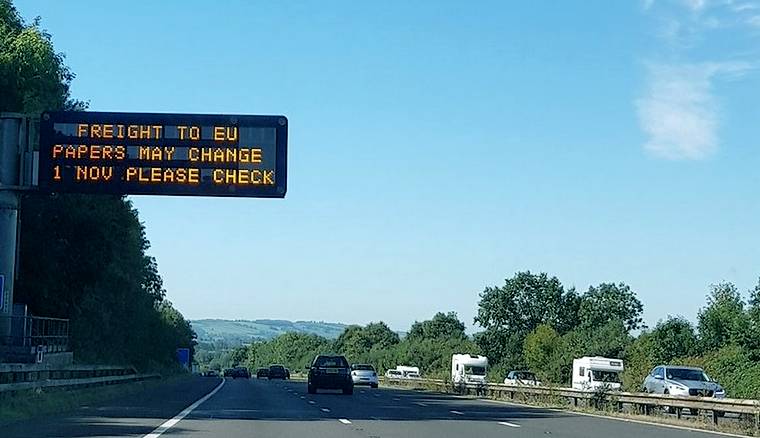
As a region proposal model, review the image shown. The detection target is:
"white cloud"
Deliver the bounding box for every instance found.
[683,0,708,11]
[636,63,750,160]
[729,2,760,13]
[637,0,758,159]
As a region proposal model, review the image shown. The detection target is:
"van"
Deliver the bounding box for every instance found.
[451,354,488,385]
[571,356,623,391]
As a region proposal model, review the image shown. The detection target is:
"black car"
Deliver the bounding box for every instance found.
[256,367,269,379]
[307,355,353,395]
[268,364,289,379]
[231,366,250,379]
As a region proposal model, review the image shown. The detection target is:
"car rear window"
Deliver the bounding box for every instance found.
[270,365,284,371]
[352,364,375,371]
[314,356,349,368]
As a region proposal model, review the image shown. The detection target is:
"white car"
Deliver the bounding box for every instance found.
[504,370,542,386]
[351,364,379,388]
[385,369,403,379]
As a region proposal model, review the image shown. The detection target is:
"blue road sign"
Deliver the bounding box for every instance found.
[176,348,191,370]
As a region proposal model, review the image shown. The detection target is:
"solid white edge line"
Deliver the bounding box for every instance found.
[479,398,747,438]
[339,418,352,424]
[450,410,464,415]
[143,378,226,438]
[321,408,331,413]
[498,421,521,428]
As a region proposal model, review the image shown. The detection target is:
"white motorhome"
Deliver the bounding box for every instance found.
[395,366,420,378]
[451,354,488,385]
[572,356,624,391]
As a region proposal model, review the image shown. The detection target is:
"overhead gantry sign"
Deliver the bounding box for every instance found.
[38,111,288,198]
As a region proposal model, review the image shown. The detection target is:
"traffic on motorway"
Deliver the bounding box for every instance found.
[209,351,729,406]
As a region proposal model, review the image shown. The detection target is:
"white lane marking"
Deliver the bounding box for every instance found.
[499,421,521,428]
[321,408,331,413]
[416,402,428,407]
[339,419,352,425]
[143,379,225,438]
[450,410,464,416]
[308,400,316,405]
[392,397,401,401]
[300,396,306,399]
[373,394,381,398]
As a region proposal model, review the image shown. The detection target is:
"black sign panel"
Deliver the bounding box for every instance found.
[39,111,288,198]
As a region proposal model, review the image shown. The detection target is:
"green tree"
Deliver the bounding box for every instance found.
[523,324,566,383]
[578,283,645,331]
[334,322,399,362]
[407,312,466,341]
[0,0,83,113]
[649,316,697,362]
[574,320,631,357]
[475,272,580,335]
[474,271,580,366]
[621,332,657,391]
[697,282,748,351]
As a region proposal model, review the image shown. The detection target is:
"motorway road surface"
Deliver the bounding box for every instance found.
[2,376,739,438]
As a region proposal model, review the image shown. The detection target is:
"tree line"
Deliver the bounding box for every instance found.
[207,271,760,399]
[1,1,195,370]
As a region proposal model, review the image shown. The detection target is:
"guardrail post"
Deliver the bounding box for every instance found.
[675,407,682,419]
[711,410,719,426]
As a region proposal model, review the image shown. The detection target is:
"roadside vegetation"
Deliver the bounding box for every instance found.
[203,271,760,400]
[1,0,194,371]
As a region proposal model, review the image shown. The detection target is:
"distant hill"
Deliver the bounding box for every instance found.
[191,319,348,343]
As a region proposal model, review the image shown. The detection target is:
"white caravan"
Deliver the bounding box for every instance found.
[395,366,420,378]
[571,356,624,391]
[451,354,488,385]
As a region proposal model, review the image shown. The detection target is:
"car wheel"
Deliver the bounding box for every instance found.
[343,386,354,395]
[308,384,316,394]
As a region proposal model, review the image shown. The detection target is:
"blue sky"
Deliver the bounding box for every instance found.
[16,0,760,332]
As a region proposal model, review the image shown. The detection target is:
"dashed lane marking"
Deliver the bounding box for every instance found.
[499,421,521,428]
[450,410,464,416]
[339,419,352,424]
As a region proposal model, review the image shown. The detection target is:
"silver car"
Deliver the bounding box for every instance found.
[642,365,725,400]
[351,364,379,388]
